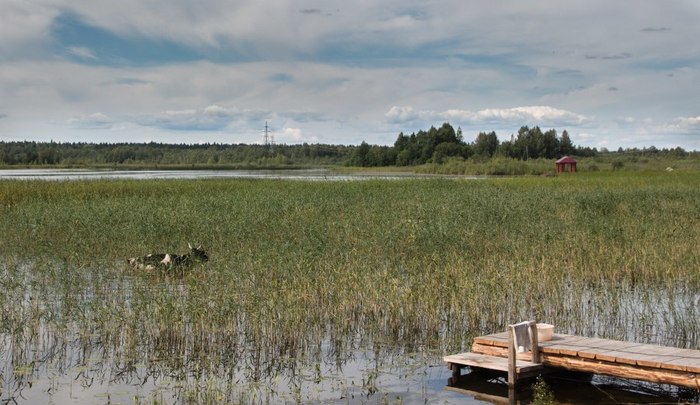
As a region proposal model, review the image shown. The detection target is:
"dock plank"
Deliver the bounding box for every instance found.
[594,350,643,365]
[637,345,692,357]
[538,336,592,354]
[453,332,700,390]
[576,342,645,361]
[663,357,700,373]
[444,352,543,374]
[473,333,508,347]
[472,343,537,361]
[546,344,591,357]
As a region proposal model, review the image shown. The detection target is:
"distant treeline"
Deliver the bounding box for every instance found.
[354,123,590,167]
[0,142,351,167]
[0,123,696,167]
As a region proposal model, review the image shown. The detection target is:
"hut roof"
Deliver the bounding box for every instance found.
[556,156,577,164]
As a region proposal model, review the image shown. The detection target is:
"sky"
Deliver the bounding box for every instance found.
[1,1,699,150]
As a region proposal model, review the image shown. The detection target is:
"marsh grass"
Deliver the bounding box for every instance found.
[413,154,700,175]
[1,171,699,402]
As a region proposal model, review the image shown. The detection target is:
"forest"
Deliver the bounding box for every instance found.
[0,123,695,168]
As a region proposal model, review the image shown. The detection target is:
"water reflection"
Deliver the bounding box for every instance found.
[0,262,464,404]
[447,370,694,404]
[1,260,699,404]
[0,168,441,181]
[1,327,460,404]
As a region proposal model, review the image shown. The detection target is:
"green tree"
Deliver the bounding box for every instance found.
[542,129,559,159]
[394,132,410,151]
[435,122,459,144]
[512,126,557,160]
[392,122,465,165]
[473,131,499,157]
[351,141,371,166]
[432,142,463,163]
[559,130,575,156]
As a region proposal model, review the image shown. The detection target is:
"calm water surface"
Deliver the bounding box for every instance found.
[1,261,691,404]
[0,168,448,181]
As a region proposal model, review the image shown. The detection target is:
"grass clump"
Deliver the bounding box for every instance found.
[532,376,556,405]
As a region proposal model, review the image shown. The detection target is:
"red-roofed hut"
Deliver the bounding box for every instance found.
[555,156,577,173]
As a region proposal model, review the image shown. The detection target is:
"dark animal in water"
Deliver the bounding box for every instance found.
[128,244,208,271]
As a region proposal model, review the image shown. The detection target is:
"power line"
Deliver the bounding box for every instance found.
[262,121,275,155]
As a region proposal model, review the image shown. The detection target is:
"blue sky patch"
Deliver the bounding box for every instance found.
[50,12,203,66]
[268,73,294,83]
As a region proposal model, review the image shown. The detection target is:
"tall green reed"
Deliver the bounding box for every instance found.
[1,172,699,401]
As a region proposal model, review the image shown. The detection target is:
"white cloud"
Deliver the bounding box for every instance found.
[673,116,700,129]
[136,105,234,131]
[385,106,425,123]
[0,0,57,57]
[67,46,97,60]
[386,105,587,126]
[68,112,117,129]
[282,127,303,141]
[278,127,318,143]
[368,14,422,33]
[664,116,700,133]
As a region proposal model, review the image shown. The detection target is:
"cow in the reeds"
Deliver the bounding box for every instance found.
[128,244,209,271]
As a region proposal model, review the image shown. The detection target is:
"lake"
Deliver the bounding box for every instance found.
[0,168,446,181]
[1,261,687,404]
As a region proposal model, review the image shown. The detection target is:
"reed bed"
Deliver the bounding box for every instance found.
[0,171,698,402]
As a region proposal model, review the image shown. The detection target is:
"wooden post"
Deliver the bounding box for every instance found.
[508,324,516,387]
[450,362,461,378]
[508,386,516,405]
[529,321,540,363]
[508,321,541,388]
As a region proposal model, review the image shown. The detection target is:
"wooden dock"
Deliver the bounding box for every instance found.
[445,331,700,389]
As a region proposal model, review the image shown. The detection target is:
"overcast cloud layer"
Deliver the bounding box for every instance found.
[1,0,699,149]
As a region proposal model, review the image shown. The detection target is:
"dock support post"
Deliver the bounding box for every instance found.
[508,325,516,387]
[449,362,462,378]
[508,320,539,388]
[529,321,540,364]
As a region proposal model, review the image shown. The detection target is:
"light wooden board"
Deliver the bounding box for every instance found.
[444,386,515,405]
[444,352,543,373]
[473,332,508,347]
[464,332,700,388]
